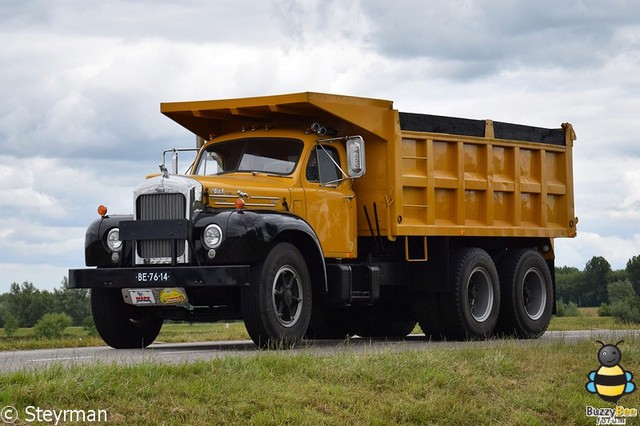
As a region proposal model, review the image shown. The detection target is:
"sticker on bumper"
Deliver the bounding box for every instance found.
[160,288,187,305]
[122,287,189,307]
[128,289,156,305]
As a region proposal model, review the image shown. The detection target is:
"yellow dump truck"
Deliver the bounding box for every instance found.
[69,92,577,348]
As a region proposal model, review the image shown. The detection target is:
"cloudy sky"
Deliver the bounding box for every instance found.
[1,0,639,292]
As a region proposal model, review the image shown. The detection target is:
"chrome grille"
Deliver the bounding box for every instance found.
[136,193,186,259]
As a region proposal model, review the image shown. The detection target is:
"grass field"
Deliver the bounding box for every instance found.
[1,339,639,425]
[1,309,639,424]
[0,322,250,351]
[550,308,640,331]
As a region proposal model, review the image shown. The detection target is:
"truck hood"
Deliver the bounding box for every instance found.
[195,173,292,211]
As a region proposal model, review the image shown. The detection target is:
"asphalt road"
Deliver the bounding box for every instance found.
[1,329,638,372]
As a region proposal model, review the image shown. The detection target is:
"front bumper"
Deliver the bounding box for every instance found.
[69,265,251,289]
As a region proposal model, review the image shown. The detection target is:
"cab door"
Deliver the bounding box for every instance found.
[303,144,356,258]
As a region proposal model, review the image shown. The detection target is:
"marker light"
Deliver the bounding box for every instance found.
[98,205,108,217]
[235,198,245,209]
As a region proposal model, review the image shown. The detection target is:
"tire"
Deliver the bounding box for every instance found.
[241,242,312,349]
[496,249,553,338]
[91,288,163,349]
[440,248,500,340]
[412,293,447,340]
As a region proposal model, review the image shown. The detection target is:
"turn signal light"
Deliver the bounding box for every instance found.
[235,198,245,209]
[97,205,108,217]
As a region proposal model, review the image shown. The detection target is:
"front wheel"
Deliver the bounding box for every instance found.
[91,288,163,349]
[241,243,312,349]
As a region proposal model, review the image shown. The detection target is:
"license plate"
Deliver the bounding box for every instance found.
[135,271,171,283]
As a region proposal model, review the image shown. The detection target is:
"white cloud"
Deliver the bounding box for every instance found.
[0,163,65,218]
[360,0,640,72]
[0,263,71,290]
[0,219,84,261]
[556,232,640,270]
[620,171,640,210]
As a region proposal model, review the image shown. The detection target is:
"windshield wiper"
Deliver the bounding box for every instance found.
[233,170,292,178]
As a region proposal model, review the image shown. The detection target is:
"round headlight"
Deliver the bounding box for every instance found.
[203,224,223,249]
[106,228,122,252]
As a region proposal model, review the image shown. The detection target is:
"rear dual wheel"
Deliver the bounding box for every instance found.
[496,249,553,338]
[413,248,500,340]
[440,248,500,339]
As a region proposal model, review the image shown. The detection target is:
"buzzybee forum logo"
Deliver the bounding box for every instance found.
[585,340,637,424]
[586,340,635,403]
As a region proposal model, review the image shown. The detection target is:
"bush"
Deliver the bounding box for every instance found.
[33,313,72,339]
[82,315,98,337]
[597,303,611,317]
[609,300,640,324]
[607,280,640,324]
[3,314,19,338]
[556,299,581,317]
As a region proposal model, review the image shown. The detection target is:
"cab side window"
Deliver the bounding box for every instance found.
[306,146,341,184]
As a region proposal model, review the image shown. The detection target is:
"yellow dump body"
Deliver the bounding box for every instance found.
[161,92,577,241]
[388,117,577,239]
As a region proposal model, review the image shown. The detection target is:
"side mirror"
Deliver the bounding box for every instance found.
[346,136,366,178]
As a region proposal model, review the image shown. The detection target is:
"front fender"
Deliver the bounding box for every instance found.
[194,210,327,294]
[85,214,133,266]
[228,211,318,260]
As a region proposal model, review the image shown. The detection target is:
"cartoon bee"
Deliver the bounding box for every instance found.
[586,340,636,403]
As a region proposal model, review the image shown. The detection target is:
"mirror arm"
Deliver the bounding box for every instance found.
[315,141,350,181]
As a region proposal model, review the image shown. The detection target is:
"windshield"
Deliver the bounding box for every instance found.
[194,138,303,176]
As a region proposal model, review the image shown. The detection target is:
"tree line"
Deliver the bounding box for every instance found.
[556,255,640,322]
[556,255,640,305]
[0,277,90,329]
[2,254,640,332]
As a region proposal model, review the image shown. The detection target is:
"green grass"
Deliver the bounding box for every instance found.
[549,307,640,331]
[549,316,640,331]
[0,322,250,351]
[2,309,639,424]
[156,321,250,343]
[1,339,638,425]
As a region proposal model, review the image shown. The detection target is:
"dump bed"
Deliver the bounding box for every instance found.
[390,112,576,239]
[161,92,577,241]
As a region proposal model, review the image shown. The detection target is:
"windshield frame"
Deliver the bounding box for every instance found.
[194,137,304,177]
